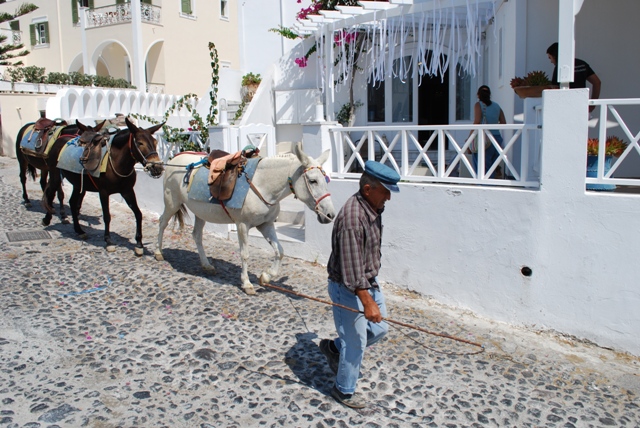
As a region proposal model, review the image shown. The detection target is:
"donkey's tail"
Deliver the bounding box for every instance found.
[26,163,37,182]
[171,204,190,230]
[41,192,55,214]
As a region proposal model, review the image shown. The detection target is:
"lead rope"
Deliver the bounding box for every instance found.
[258,281,484,354]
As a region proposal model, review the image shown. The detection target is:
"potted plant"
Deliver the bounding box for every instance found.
[241,72,262,103]
[586,135,628,191]
[510,70,557,99]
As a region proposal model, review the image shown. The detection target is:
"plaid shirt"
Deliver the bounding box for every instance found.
[327,191,383,293]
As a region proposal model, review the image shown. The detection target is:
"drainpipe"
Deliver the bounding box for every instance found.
[130,0,147,91]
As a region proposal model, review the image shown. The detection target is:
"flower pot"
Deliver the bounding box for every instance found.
[586,155,616,191]
[512,85,557,99]
[241,83,259,103]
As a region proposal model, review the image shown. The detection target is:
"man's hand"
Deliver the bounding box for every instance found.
[356,288,382,323]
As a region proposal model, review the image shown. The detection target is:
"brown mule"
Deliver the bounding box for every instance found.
[45,117,164,255]
[40,120,107,226]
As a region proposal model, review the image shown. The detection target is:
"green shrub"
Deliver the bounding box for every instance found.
[241,72,261,87]
[21,65,45,83]
[6,66,23,83]
[0,12,14,23]
[46,72,70,85]
[68,71,93,86]
[15,3,39,17]
[113,78,134,89]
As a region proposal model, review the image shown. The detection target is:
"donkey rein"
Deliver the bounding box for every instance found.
[259,281,484,352]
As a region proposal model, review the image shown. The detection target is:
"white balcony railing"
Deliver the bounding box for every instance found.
[588,98,640,187]
[85,2,161,29]
[330,123,540,188]
[0,28,21,44]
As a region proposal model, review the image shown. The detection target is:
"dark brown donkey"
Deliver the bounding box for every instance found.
[15,118,78,221]
[44,117,164,255]
[41,119,108,226]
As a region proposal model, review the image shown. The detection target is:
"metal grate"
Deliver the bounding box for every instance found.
[5,230,52,242]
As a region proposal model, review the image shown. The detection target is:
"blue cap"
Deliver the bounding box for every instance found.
[364,160,400,193]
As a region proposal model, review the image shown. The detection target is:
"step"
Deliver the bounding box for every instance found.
[276,197,305,225]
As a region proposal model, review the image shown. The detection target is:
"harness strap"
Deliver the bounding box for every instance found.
[219,200,234,221]
[246,174,276,206]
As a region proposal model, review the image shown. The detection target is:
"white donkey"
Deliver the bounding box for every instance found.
[155,142,336,294]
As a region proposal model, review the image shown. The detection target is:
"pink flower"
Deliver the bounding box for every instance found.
[294,57,308,68]
[335,30,357,46]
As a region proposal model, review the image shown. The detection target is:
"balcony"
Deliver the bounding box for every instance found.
[84,2,161,29]
[0,28,21,44]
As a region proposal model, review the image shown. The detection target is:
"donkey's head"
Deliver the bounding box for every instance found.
[125,116,165,178]
[290,142,335,224]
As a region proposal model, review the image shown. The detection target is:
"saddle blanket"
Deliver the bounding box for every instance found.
[57,137,108,178]
[187,157,261,209]
[19,125,66,158]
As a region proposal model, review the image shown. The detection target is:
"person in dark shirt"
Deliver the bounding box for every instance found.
[547,42,601,112]
[319,160,400,409]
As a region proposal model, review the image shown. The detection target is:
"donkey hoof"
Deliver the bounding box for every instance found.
[24,202,32,208]
[106,245,116,253]
[134,247,144,257]
[202,264,217,274]
[154,251,164,261]
[259,273,272,286]
[242,286,257,296]
[61,218,70,225]
[42,218,51,227]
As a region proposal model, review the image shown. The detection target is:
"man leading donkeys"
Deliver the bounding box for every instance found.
[319,160,401,409]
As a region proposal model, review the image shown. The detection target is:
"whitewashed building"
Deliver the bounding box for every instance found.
[2,0,640,356]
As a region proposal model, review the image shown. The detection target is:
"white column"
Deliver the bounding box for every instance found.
[79,7,93,74]
[130,0,147,91]
[557,0,584,89]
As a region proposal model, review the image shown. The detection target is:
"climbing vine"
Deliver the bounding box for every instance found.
[131,42,220,152]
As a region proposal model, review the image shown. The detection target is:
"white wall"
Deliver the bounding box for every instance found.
[300,89,640,356]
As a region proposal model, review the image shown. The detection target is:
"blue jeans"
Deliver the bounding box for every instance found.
[472,133,503,178]
[328,279,388,395]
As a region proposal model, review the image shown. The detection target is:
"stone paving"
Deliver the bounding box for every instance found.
[0,156,639,428]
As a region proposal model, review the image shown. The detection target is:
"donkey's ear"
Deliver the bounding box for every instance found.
[76,119,87,133]
[293,142,312,166]
[317,149,330,166]
[147,121,165,135]
[95,120,106,132]
[125,116,139,133]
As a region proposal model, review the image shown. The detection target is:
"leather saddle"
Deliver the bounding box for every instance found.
[78,130,108,172]
[207,149,247,201]
[31,117,67,155]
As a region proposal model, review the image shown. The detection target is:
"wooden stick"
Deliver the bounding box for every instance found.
[260,282,484,350]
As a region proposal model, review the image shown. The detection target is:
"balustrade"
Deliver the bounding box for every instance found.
[85,2,161,29]
[587,98,640,188]
[330,123,539,188]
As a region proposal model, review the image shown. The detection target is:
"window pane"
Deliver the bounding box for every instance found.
[391,56,413,123]
[221,0,228,17]
[38,23,46,44]
[367,79,385,122]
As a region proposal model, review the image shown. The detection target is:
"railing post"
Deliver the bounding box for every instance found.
[401,130,408,176]
[437,129,445,178]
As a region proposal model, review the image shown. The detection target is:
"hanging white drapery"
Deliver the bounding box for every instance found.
[310,0,496,93]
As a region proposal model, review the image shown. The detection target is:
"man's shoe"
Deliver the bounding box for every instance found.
[319,339,339,374]
[331,385,366,409]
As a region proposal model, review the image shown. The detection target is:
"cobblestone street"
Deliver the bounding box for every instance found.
[0,156,638,428]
